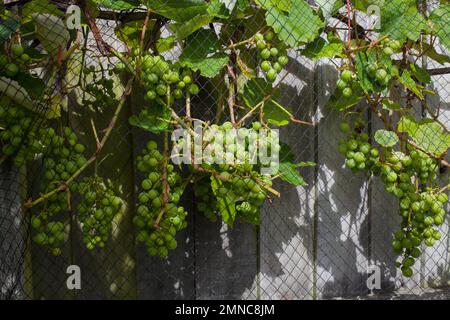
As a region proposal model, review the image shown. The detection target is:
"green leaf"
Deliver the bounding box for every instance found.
[207,0,232,18]
[419,43,450,65]
[430,5,450,51]
[409,63,431,84]
[301,36,344,60]
[380,0,427,42]
[397,70,424,100]
[156,36,177,53]
[264,0,324,47]
[382,99,403,110]
[256,0,292,12]
[144,0,209,22]
[398,116,450,157]
[374,129,399,147]
[0,18,19,44]
[278,162,308,186]
[179,29,229,78]
[128,105,171,134]
[353,0,385,11]
[171,14,213,40]
[265,99,291,127]
[242,78,288,126]
[22,0,64,17]
[211,177,237,226]
[91,0,141,10]
[115,20,156,48]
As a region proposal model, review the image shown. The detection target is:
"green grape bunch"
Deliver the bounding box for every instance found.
[0,98,43,166]
[116,52,199,104]
[194,121,279,225]
[255,30,289,83]
[31,127,87,255]
[0,43,32,78]
[194,176,218,222]
[77,176,123,250]
[338,118,449,278]
[134,140,188,258]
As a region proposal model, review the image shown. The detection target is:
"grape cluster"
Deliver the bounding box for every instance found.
[134,140,188,258]
[380,38,402,57]
[338,119,379,172]
[194,177,218,222]
[339,119,449,277]
[0,43,31,78]
[82,66,118,110]
[336,70,357,98]
[117,53,199,104]
[31,127,87,255]
[0,98,42,166]
[76,176,123,250]
[194,121,277,224]
[255,31,289,83]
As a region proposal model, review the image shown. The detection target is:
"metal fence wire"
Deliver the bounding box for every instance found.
[0,0,449,300]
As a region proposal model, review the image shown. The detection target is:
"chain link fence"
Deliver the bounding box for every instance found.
[1,0,449,300]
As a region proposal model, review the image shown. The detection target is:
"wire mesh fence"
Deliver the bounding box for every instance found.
[0,0,449,300]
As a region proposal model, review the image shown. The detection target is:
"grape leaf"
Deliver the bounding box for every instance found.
[430,5,450,51]
[91,0,140,10]
[171,14,213,40]
[380,0,427,42]
[256,0,292,12]
[144,0,209,22]
[397,70,424,100]
[418,43,450,65]
[264,0,323,47]
[301,36,344,60]
[242,78,289,126]
[179,29,229,78]
[278,162,308,186]
[156,36,176,53]
[115,20,156,48]
[409,63,431,84]
[0,18,19,43]
[398,116,450,157]
[210,177,237,226]
[128,105,171,134]
[22,0,64,17]
[374,129,399,147]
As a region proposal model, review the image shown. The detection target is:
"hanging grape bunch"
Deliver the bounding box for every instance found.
[77,176,123,250]
[116,52,199,104]
[338,118,379,172]
[134,140,188,258]
[255,31,289,83]
[336,70,357,98]
[338,118,449,277]
[31,127,87,255]
[0,43,31,78]
[194,177,218,222]
[193,121,279,225]
[0,98,43,166]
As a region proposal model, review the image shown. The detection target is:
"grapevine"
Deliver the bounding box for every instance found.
[0,0,446,274]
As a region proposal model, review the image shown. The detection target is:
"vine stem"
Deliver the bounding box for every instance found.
[155,90,172,228]
[346,0,352,46]
[24,77,135,209]
[155,130,170,228]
